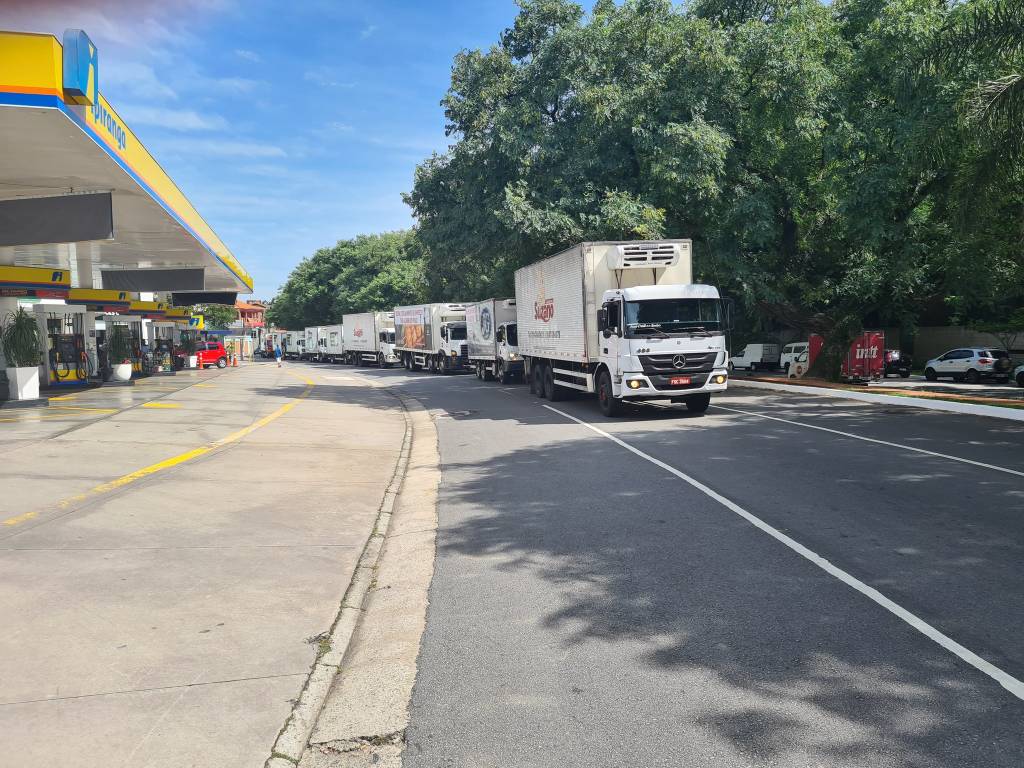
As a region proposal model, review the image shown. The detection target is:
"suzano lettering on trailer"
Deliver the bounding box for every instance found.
[534,298,554,322]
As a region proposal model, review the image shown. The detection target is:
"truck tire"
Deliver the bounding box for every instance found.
[378,353,386,368]
[533,363,546,398]
[543,366,564,401]
[596,369,622,417]
[483,363,494,382]
[498,361,512,385]
[685,393,711,414]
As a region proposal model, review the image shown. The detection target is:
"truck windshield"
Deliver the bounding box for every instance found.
[506,324,518,346]
[624,298,721,335]
[448,324,467,341]
[384,330,396,344]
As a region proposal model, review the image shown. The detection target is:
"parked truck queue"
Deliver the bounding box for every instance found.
[265,240,733,417]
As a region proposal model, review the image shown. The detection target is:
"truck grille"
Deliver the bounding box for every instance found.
[640,352,717,375]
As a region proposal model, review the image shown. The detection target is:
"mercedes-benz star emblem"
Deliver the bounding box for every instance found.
[672,355,687,369]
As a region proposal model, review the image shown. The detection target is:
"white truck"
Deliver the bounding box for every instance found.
[515,240,730,416]
[303,326,326,361]
[466,298,523,384]
[728,343,780,371]
[282,330,305,360]
[321,324,344,363]
[393,303,468,373]
[342,312,398,367]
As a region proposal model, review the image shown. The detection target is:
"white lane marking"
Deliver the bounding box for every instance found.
[542,403,1024,702]
[712,404,1024,480]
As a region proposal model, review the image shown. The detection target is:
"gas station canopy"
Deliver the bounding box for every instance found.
[0,29,253,297]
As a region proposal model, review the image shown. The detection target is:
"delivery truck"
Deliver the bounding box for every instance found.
[393,303,468,373]
[303,326,326,361]
[466,298,523,383]
[321,324,344,363]
[515,240,730,416]
[281,330,305,360]
[343,312,398,367]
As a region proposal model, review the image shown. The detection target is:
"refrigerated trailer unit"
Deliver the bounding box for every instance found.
[321,324,344,362]
[515,240,730,416]
[343,312,398,367]
[393,303,468,373]
[466,298,523,383]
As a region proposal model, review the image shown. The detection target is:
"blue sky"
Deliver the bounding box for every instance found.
[1,0,520,297]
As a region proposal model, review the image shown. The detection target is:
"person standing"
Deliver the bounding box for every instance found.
[274,344,283,368]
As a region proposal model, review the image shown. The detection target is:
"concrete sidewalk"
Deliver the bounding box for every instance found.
[0,364,408,768]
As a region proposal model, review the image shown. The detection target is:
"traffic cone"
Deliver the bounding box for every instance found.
[232,355,238,367]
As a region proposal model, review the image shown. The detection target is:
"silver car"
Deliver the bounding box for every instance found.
[924,347,1012,384]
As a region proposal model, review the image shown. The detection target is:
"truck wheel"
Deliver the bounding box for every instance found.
[596,370,621,417]
[685,393,711,414]
[498,361,512,385]
[378,353,386,368]
[483,363,494,382]
[543,366,564,401]
[533,364,546,398]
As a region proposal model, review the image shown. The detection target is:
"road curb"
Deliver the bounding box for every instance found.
[734,378,1024,422]
[266,386,415,766]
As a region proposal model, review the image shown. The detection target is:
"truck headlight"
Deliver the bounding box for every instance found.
[714,374,727,384]
[451,351,458,356]
[627,378,643,390]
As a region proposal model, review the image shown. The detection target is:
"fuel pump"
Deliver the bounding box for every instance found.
[44,312,89,386]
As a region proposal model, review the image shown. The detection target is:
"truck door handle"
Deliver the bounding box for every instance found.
[602,348,608,353]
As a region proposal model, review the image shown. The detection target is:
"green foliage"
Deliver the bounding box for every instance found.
[193,304,238,330]
[400,0,1024,379]
[0,307,41,368]
[178,332,198,354]
[266,231,427,330]
[108,325,133,364]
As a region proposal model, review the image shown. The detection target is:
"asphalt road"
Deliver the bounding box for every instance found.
[336,366,1024,768]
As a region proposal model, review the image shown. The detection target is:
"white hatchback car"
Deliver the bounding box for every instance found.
[924,347,1012,383]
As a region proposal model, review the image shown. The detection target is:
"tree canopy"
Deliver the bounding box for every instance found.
[273,0,1024,377]
[265,231,427,330]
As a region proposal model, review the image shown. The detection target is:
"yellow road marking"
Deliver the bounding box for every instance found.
[194,384,216,388]
[2,377,314,528]
[48,405,119,413]
[140,402,182,409]
[49,394,78,401]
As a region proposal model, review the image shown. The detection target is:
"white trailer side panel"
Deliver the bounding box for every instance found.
[393,304,465,353]
[515,246,588,363]
[467,298,516,360]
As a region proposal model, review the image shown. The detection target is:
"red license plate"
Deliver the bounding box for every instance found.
[670,376,691,386]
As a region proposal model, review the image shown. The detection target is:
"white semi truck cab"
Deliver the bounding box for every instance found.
[595,283,729,413]
[467,298,523,383]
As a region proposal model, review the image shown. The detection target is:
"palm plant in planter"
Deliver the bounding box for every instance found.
[1,307,42,401]
[179,332,198,368]
[108,325,134,382]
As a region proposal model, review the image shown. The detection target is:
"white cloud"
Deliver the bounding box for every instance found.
[102,61,178,101]
[303,68,356,89]
[118,105,228,132]
[157,138,286,158]
[360,25,378,39]
[234,49,261,62]
[205,76,262,94]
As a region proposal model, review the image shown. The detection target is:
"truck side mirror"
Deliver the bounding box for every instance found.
[496,327,505,343]
[597,307,608,331]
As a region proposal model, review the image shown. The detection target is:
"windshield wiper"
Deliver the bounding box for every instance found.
[629,323,670,338]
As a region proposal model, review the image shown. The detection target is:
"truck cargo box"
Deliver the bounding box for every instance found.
[466,298,517,360]
[393,303,466,353]
[343,312,393,354]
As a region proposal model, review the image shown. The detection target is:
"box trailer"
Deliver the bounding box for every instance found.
[466,298,523,384]
[393,303,468,373]
[281,330,304,360]
[515,240,729,416]
[321,324,344,362]
[303,326,326,361]
[343,312,398,367]
[797,332,886,381]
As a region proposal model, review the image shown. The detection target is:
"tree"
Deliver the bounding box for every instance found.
[193,304,238,330]
[266,231,428,329]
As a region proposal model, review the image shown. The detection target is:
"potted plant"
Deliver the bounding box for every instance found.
[109,325,133,382]
[1,307,42,401]
[179,332,198,368]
